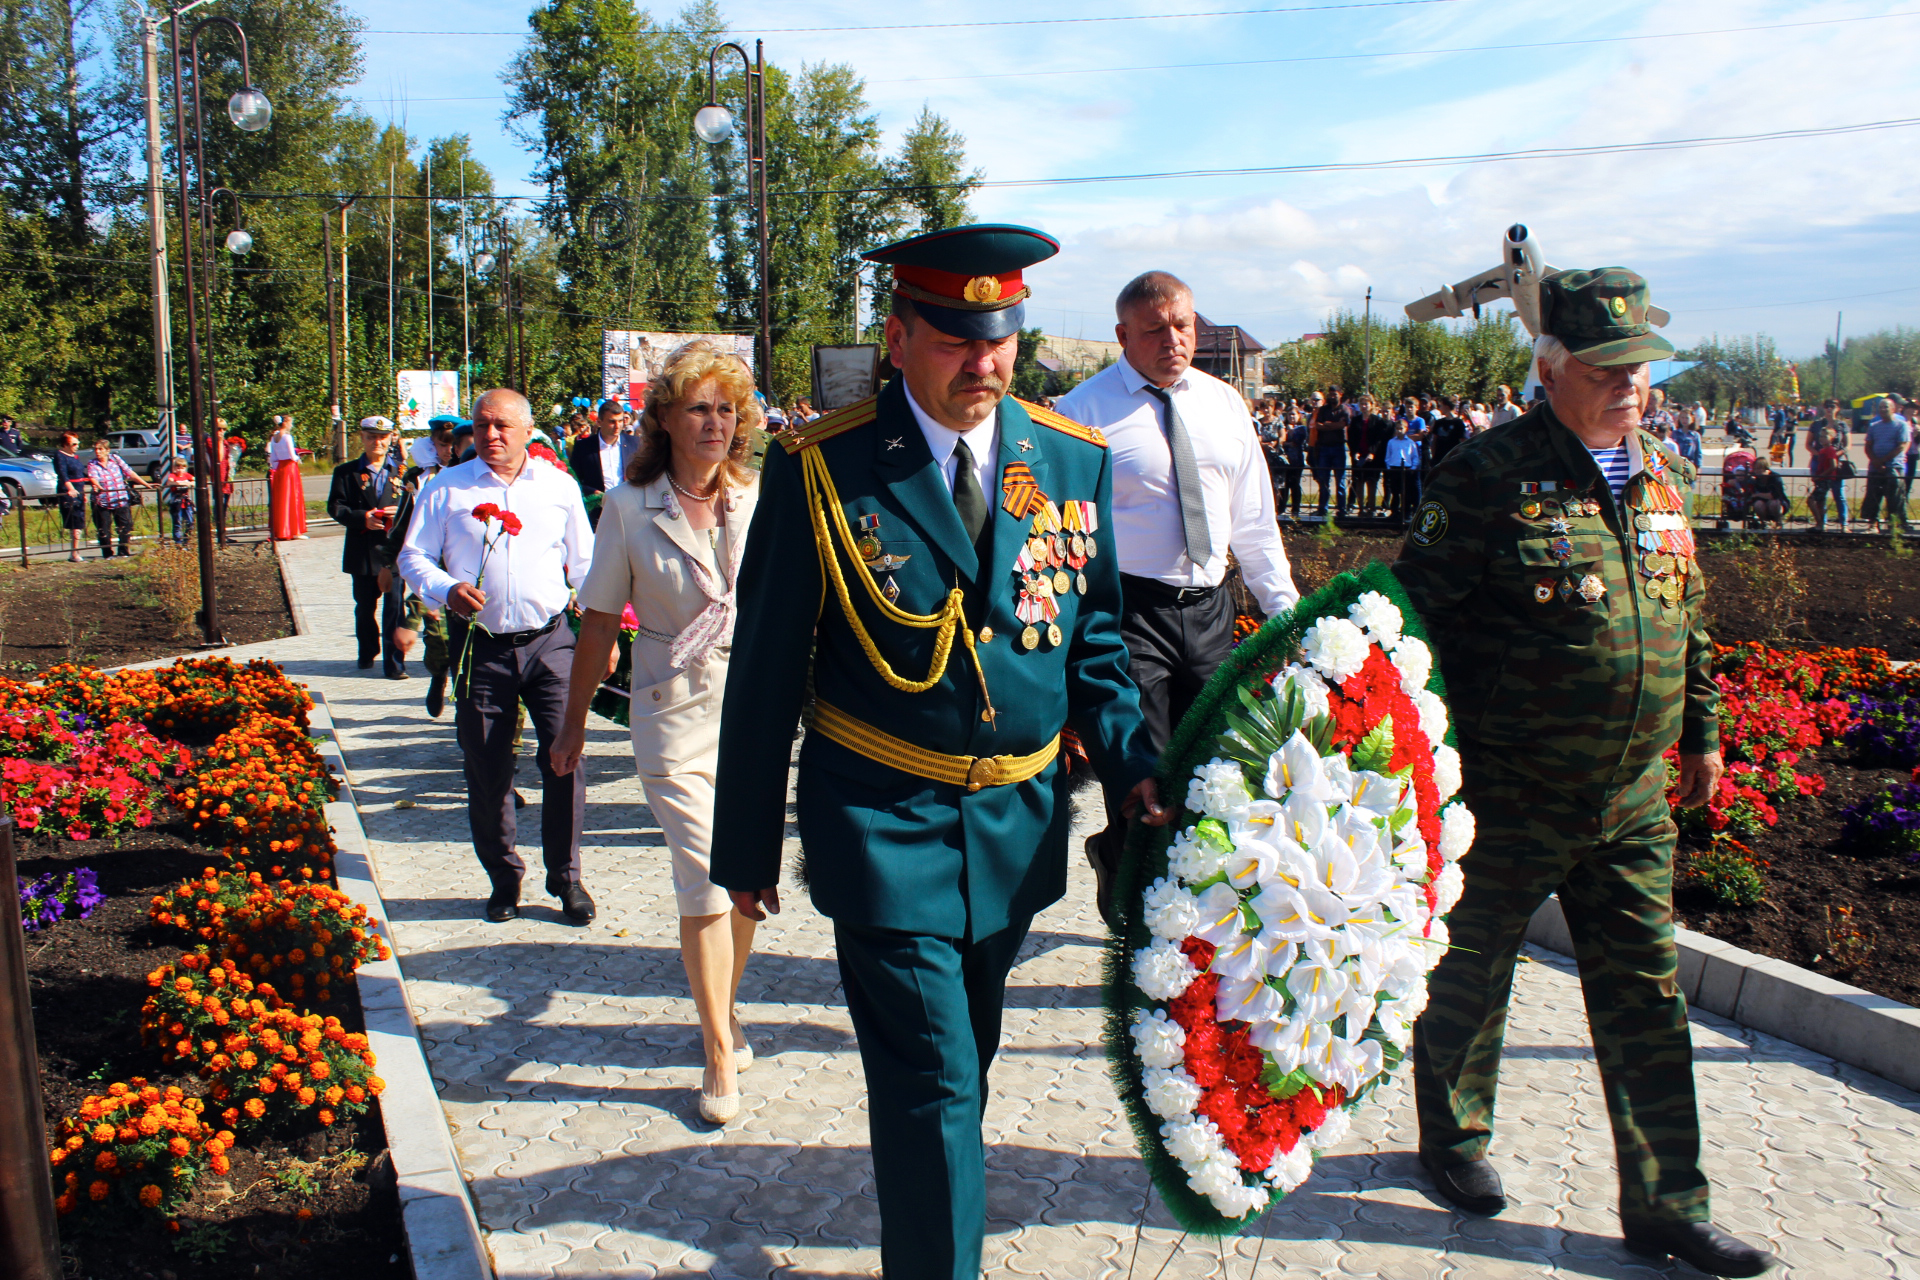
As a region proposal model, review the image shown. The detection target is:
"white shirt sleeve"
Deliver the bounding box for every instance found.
[397,479,459,607]
[1222,403,1299,616]
[560,475,595,591]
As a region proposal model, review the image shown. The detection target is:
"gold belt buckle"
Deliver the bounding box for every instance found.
[966,756,1000,791]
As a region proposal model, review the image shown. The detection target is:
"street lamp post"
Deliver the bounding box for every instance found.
[200,185,248,548]
[170,8,270,645]
[694,41,770,394]
[323,197,357,462]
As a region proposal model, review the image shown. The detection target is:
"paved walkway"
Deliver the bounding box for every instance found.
[234,534,1920,1279]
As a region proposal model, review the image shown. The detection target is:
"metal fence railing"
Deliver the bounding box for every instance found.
[1,477,310,564]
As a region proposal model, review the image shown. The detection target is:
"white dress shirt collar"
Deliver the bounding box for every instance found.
[1118,355,1192,398]
[903,382,998,497]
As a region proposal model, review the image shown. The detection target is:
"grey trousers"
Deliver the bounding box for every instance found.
[450,616,585,890]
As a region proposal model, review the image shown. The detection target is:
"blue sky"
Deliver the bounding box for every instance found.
[339,0,1920,361]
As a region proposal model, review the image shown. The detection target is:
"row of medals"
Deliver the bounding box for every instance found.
[1007,527,1094,651]
[1525,494,1608,605]
[1633,511,1689,605]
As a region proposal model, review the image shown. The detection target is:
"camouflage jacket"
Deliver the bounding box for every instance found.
[1393,402,1718,800]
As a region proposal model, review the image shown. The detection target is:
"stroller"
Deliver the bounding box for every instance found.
[1717,446,1756,529]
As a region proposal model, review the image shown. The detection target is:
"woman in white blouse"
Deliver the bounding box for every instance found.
[551,341,761,1125]
[267,415,308,540]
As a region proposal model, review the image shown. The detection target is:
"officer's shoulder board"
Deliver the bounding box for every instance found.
[777,397,878,454]
[1015,397,1107,448]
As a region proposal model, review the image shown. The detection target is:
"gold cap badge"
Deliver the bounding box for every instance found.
[963,275,1003,304]
[1608,295,1628,317]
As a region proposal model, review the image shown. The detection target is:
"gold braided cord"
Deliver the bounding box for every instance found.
[810,700,1057,790]
[800,447,996,719]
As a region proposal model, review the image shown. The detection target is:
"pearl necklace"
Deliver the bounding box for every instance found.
[668,470,723,503]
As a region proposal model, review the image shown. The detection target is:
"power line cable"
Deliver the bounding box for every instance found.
[364,0,1461,37]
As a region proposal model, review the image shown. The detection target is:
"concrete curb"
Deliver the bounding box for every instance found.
[1527,895,1920,1093]
[271,537,311,637]
[309,692,494,1280]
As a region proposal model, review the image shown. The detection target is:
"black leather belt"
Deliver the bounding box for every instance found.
[453,612,562,646]
[1120,573,1221,607]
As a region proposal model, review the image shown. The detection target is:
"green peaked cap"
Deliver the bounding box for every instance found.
[1539,267,1675,367]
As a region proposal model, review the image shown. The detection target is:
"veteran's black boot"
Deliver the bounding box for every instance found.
[1419,1150,1506,1216]
[1623,1221,1776,1277]
[546,874,596,924]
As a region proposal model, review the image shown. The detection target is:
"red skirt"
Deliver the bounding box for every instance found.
[269,459,307,540]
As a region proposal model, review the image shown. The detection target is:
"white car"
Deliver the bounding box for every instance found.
[0,444,58,503]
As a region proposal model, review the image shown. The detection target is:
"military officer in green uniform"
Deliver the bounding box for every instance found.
[711,225,1168,1280]
[1395,269,1774,1277]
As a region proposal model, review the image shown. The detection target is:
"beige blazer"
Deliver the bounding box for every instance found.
[576,473,759,774]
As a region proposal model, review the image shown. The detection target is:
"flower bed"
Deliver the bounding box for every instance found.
[10,658,406,1279]
[1665,642,1920,1006]
[1108,562,1467,1232]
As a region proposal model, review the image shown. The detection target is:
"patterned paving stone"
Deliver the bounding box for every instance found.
[238,536,1920,1278]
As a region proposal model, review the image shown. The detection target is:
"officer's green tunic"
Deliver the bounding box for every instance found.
[711,380,1155,1278]
[1393,402,1720,1229]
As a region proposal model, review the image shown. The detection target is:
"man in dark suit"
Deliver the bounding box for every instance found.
[566,399,641,523]
[711,224,1170,1280]
[328,416,406,678]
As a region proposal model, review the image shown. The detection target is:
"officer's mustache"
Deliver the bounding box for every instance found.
[949,373,1005,397]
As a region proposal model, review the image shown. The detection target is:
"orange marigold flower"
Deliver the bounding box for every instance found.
[244,1098,266,1119]
[210,1153,231,1175]
[94,1151,117,1172]
[297,1087,317,1107]
[168,1136,191,1157]
[88,1180,109,1202]
[91,1123,115,1143]
[139,1184,163,1209]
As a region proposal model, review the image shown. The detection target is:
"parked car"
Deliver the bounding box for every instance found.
[106,428,176,478]
[0,446,58,505]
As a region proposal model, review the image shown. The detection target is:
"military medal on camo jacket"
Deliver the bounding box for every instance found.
[1631,476,1693,607]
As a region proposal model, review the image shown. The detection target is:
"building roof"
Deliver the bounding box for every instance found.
[1193,314,1266,356]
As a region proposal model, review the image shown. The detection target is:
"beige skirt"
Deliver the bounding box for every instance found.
[629,657,729,917]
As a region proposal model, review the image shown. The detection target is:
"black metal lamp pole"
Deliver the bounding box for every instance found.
[696,41,770,394]
[169,9,270,645]
[0,817,59,1280]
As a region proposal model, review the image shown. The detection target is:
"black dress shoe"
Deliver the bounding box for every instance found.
[1624,1221,1776,1277]
[425,672,447,718]
[546,875,595,923]
[1419,1151,1506,1215]
[358,657,375,670]
[386,669,410,681]
[484,884,520,923]
[1084,831,1121,931]
[513,790,526,810]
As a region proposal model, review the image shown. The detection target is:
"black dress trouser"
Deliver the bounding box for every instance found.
[448,617,584,891]
[1088,576,1237,872]
[350,572,405,676]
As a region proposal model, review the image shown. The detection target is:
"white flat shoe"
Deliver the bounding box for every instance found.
[698,1090,740,1125]
[731,1015,754,1074]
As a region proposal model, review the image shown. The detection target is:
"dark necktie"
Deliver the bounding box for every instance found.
[951,437,988,545]
[1143,383,1212,566]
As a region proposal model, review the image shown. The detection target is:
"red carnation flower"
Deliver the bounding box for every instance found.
[471,503,501,522]
[497,511,524,536]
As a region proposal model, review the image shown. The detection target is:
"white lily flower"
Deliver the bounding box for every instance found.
[1211,927,1275,982]
[1337,985,1377,1044]
[1390,634,1433,695]
[1248,881,1318,945]
[1348,590,1404,648]
[1284,955,1347,1023]
[1346,769,1405,817]
[1279,787,1330,850]
[1301,616,1370,682]
[1264,731,1336,803]
[1217,973,1287,1025]
[1273,663,1331,723]
[1320,752,1355,803]
[1225,834,1284,891]
[1390,826,1428,878]
[1375,998,1417,1050]
[1227,798,1282,847]
[1379,947,1427,1001]
[1191,881,1247,947]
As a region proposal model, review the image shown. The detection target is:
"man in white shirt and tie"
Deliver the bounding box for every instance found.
[399,388,599,924]
[1054,270,1300,924]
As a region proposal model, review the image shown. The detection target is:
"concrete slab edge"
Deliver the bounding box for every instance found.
[272,537,311,636]
[309,691,495,1280]
[1526,895,1920,1094]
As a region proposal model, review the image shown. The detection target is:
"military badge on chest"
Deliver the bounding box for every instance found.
[1630,476,1694,609]
[1004,472,1094,651]
[855,512,910,603]
[1518,482,1606,606]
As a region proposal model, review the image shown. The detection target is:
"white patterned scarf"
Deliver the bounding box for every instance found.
[663,484,739,670]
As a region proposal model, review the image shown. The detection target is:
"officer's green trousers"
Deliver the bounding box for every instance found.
[834,915,1031,1280]
[1412,756,1710,1228]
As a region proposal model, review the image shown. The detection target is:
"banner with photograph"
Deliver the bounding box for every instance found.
[602,331,755,410]
[396,370,460,431]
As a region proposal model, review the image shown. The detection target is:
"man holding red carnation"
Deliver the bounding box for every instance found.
[1394,269,1772,1277]
[399,388,597,924]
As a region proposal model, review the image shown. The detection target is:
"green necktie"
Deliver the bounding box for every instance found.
[952,437,988,545]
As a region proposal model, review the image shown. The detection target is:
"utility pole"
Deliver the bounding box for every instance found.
[1363,286,1373,397]
[322,198,355,461]
[1832,311,1843,401]
[459,162,470,409]
[425,152,435,380]
[141,16,175,470]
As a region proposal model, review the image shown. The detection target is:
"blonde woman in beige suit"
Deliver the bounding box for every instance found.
[551,341,762,1125]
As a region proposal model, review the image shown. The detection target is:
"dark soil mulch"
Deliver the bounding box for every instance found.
[1675,747,1920,1008]
[0,542,293,672]
[19,816,408,1280]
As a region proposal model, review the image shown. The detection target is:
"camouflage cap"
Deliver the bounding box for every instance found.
[1538,267,1675,367]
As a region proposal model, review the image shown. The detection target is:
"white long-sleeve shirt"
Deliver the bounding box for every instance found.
[267,432,300,466]
[1054,357,1298,616]
[397,454,593,633]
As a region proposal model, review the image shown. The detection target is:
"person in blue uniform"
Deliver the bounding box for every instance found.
[710,225,1170,1280]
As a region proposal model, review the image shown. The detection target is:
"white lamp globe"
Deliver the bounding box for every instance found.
[224,229,253,255]
[693,103,733,144]
[227,86,272,132]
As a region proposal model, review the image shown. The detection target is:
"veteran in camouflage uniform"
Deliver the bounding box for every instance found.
[1394,269,1774,1277]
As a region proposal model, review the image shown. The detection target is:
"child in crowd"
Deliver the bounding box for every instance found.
[162,457,195,546]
